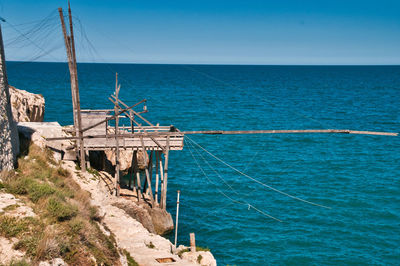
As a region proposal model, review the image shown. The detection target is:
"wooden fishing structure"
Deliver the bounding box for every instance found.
[51,4,398,211]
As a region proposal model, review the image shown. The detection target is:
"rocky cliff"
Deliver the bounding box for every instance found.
[10,85,45,122]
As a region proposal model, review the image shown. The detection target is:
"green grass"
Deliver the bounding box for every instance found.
[123,249,139,266]
[178,246,211,256]
[9,259,30,266]
[0,144,122,265]
[47,197,78,221]
[0,216,29,238]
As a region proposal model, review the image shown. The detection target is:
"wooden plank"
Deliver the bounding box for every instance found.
[47,129,398,141]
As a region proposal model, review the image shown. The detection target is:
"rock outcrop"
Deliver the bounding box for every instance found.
[10,85,45,122]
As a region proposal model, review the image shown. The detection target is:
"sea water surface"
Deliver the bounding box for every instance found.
[7,63,400,265]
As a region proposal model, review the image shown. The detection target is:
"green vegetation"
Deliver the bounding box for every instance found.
[197,254,203,264]
[178,246,211,256]
[146,241,155,249]
[0,144,121,265]
[123,249,139,266]
[87,167,100,177]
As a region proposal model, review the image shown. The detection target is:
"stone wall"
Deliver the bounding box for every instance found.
[0,25,19,171]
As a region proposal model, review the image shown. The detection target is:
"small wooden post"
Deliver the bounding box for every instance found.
[159,152,164,207]
[161,136,170,209]
[190,233,196,252]
[174,190,181,247]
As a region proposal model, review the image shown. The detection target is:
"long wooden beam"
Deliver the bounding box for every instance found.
[46,129,398,141]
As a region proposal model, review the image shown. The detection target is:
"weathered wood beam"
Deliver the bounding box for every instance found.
[46,129,398,141]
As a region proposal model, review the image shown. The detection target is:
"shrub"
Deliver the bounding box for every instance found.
[47,197,78,221]
[0,216,28,238]
[28,182,56,202]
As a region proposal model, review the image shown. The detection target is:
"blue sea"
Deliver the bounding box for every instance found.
[7,62,400,265]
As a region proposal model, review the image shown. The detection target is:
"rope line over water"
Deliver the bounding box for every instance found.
[186,136,331,209]
[186,139,282,222]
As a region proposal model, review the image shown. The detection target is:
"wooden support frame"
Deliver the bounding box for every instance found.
[108,97,166,152]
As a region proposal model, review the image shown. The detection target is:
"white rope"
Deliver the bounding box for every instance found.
[186,136,331,209]
[186,139,282,222]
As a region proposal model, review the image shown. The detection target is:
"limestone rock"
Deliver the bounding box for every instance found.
[148,207,174,235]
[10,85,45,122]
[104,148,148,173]
[17,122,63,161]
[112,201,174,235]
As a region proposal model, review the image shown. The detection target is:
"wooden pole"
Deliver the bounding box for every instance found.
[140,136,154,206]
[155,151,160,204]
[159,152,164,206]
[174,190,181,247]
[67,3,86,172]
[161,136,170,209]
[59,6,86,171]
[148,150,154,193]
[133,151,141,203]
[114,73,120,196]
[190,233,196,252]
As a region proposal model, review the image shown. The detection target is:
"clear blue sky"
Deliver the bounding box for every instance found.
[1,0,399,64]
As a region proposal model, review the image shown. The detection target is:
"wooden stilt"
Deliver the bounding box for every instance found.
[161,136,170,209]
[148,150,153,193]
[114,73,121,196]
[159,153,164,207]
[140,136,154,206]
[155,151,160,204]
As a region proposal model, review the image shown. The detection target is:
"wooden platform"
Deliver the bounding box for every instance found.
[81,110,184,151]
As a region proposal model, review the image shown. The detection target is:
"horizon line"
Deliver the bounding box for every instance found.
[6,60,400,67]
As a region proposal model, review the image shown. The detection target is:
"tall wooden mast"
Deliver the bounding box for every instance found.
[58,3,86,171]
